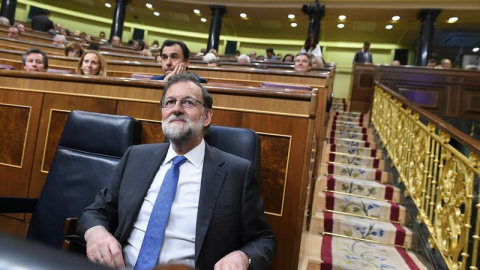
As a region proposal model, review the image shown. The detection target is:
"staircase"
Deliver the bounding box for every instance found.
[299,99,430,270]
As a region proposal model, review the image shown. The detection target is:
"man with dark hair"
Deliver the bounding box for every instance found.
[77,73,277,270]
[133,40,146,51]
[31,9,54,32]
[151,40,207,83]
[353,41,373,64]
[265,48,280,60]
[23,48,48,72]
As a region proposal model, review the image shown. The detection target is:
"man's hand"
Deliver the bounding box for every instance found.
[85,226,125,268]
[214,250,250,270]
[164,62,187,81]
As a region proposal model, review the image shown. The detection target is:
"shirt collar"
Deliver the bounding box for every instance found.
[163,139,205,169]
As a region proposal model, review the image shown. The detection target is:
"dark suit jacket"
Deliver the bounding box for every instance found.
[353,50,373,64]
[76,143,276,269]
[31,14,54,32]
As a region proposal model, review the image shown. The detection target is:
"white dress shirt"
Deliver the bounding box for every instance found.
[124,140,205,268]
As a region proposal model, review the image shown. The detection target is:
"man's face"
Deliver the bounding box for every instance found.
[111,37,120,46]
[294,55,310,72]
[8,28,19,39]
[363,45,370,52]
[24,53,46,72]
[266,51,273,58]
[161,44,189,76]
[133,41,140,51]
[53,38,64,47]
[162,81,212,143]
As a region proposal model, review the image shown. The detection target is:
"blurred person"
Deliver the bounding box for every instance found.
[111,36,121,46]
[353,42,373,64]
[426,59,437,68]
[234,50,241,57]
[154,54,162,64]
[293,52,311,72]
[440,58,452,69]
[7,26,20,39]
[0,16,9,26]
[311,55,324,68]
[141,49,152,57]
[31,9,54,32]
[14,23,25,34]
[283,54,294,62]
[151,40,160,49]
[277,53,283,59]
[76,50,107,76]
[256,55,265,61]
[52,34,67,47]
[64,42,84,58]
[23,48,48,72]
[200,48,206,55]
[87,43,100,51]
[151,39,207,83]
[133,40,146,51]
[99,31,106,39]
[391,60,401,66]
[301,34,323,61]
[265,48,280,60]
[238,54,250,64]
[250,51,257,60]
[54,23,62,32]
[202,52,218,66]
[73,30,81,36]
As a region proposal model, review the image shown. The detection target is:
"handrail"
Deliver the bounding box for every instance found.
[371,83,480,270]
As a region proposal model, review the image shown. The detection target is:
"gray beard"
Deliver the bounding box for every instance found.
[162,113,205,144]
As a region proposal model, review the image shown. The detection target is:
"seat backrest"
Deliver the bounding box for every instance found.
[27,110,141,248]
[204,125,262,182]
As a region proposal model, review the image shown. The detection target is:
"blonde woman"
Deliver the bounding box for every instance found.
[76,50,107,76]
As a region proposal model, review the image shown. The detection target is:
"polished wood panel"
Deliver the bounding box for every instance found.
[0,104,29,166]
[375,65,480,121]
[349,64,375,112]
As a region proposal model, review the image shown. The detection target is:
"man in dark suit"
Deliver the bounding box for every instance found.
[353,41,373,64]
[76,73,276,270]
[31,9,54,32]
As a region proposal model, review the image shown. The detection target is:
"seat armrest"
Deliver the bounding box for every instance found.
[0,197,38,213]
[62,217,86,254]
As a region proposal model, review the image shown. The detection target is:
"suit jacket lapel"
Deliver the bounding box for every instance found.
[120,143,169,242]
[195,144,227,260]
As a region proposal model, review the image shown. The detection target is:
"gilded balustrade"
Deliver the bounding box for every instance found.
[371,84,480,270]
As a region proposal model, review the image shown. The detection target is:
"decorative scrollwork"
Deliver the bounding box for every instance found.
[407,124,428,201]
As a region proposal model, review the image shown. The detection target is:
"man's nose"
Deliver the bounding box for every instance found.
[171,100,184,113]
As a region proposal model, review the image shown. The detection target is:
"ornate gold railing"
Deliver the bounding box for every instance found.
[371,84,480,270]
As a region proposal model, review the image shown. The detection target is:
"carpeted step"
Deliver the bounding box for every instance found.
[319,235,427,270]
[328,137,376,148]
[322,152,385,169]
[331,115,369,126]
[331,119,366,127]
[326,143,382,158]
[332,110,364,117]
[314,192,406,224]
[328,123,373,135]
[328,130,376,143]
[320,163,391,182]
[315,175,400,202]
[310,212,412,248]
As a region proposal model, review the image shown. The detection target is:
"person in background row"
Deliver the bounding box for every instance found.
[141,49,152,57]
[7,26,20,39]
[0,16,9,26]
[111,36,121,46]
[238,54,250,64]
[250,51,257,61]
[426,59,437,68]
[14,23,25,34]
[151,40,160,49]
[202,52,219,66]
[353,41,373,64]
[234,50,241,57]
[208,48,218,56]
[283,54,294,62]
[73,30,81,36]
[265,48,280,60]
[301,35,323,62]
[31,9,54,32]
[439,58,452,69]
[76,50,107,77]
[99,31,106,40]
[151,39,207,83]
[293,52,311,73]
[23,48,48,72]
[64,42,84,58]
[256,55,265,61]
[391,60,401,66]
[52,34,67,48]
[154,54,162,65]
[54,23,62,32]
[133,40,146,51]
[87,43,100,51]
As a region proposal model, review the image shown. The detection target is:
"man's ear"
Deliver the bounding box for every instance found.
[203,109,213,127]
[184,58,190,67]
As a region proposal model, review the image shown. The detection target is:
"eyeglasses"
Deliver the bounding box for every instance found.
[162,97,205,109]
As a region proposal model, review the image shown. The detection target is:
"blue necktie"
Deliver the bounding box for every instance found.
[135,156,188,270]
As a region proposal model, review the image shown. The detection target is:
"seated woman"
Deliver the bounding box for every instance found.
[76,50,107,76]
[64,42,84,58]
